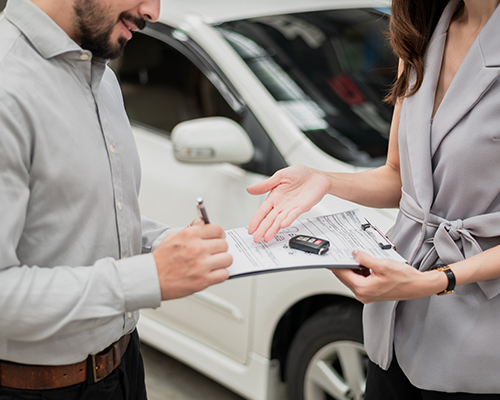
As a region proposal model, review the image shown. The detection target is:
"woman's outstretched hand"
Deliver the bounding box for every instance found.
[247,165,331,242]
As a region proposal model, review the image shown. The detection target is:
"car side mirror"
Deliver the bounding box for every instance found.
[172,117,254,164]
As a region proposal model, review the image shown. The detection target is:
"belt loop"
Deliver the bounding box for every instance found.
[85,353,95,385]
[113,342,120,369]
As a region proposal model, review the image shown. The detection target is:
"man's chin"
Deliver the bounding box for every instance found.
[81,37,127,60]
[108,38,128,60]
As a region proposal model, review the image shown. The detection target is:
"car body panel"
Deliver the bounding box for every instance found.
[141,278,254,365]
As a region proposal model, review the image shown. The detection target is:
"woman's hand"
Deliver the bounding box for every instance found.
[247,165,330,242]
[332,251,447,303]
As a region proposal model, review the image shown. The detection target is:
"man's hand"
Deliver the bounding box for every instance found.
[247,165,330,243]
[153,219,232,300]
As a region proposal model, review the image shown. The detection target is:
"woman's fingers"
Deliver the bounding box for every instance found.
[248,200,274,235]
[251,206,283,242]
[263,210,289,242]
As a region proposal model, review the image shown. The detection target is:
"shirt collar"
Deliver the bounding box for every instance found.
[5,0,84,59]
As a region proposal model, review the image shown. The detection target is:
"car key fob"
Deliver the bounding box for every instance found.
[289,235,330,255]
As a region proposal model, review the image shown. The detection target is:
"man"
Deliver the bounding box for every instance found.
[0,0,232,398]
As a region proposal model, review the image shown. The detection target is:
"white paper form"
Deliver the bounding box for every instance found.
[226,209,406,278]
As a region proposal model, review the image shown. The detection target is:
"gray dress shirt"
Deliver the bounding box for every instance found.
[0,0,168,365]
[364,0,500,392]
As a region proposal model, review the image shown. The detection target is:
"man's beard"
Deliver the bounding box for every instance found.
[74,0,146,60]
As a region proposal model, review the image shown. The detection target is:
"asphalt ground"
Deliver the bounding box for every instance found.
[142,342,246,400]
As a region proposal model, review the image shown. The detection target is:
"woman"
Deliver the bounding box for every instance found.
[246,0,500,397]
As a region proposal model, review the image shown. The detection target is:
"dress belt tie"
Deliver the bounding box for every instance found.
[399,191,500,299]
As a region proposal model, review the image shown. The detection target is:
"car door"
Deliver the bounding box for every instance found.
[110,26,285,364]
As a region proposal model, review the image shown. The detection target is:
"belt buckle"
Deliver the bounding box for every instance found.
[91,354,105,383]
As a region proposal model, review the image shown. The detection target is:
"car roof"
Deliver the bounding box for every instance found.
[159,0,391,26]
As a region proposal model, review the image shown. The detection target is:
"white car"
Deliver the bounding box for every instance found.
[110,1,396,399]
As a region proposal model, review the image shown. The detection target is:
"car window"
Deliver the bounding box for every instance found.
[110,30,287,177]
[110,32,242,135]
[216,8,397,167]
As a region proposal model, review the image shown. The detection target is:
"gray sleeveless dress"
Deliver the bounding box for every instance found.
[363,0,500,392]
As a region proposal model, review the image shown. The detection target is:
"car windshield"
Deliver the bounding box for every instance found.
[215,8,396,167]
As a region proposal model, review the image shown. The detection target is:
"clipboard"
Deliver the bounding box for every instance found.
[225,209,405,278]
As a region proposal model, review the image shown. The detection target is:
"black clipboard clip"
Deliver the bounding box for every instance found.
[361,221,396,250]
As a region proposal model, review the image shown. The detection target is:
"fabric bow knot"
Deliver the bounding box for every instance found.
[433,218,482,264]
[423,213,500,300]
[443,219,464,241]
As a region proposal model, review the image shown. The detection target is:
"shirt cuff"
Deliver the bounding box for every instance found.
[118,253,161,311]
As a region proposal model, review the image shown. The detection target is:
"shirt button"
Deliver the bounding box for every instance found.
[128,312,132,319]
[118,201,122,210]
[80,53,89,61]
[109,144,115,153]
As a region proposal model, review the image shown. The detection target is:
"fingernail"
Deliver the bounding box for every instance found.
[352,250,359,258]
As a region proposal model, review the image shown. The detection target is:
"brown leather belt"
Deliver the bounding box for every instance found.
[0,333,131,390]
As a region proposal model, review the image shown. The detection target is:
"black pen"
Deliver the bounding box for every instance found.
[196,197,210,224]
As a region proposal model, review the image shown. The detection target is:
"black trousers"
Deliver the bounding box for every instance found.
[0,330,147,400]
[365,353,500,400]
